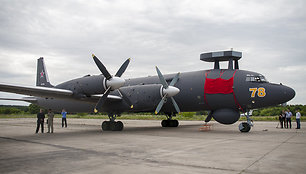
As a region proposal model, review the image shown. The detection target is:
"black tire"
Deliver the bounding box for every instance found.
[116,121,124,131]
[168,120,175,127]
[239,122,251,132]
[110,121,124,131]
[161,120,168,127]
[173,120,179,127]
[102,121,111,131]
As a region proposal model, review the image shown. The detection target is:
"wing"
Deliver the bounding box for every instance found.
[0,83,122,103]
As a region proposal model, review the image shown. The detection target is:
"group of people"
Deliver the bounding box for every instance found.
[35,109,68,133]
[278,109,301,129]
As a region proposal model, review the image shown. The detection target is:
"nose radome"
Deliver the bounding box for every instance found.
[283,85,295,102]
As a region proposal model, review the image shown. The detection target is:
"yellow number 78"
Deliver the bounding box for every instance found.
[249,87,266,97]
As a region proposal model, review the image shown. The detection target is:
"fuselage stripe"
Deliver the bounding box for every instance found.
[232,70,244,112]
[204,71,212,109]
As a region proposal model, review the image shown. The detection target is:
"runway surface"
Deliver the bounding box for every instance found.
[0,118,305,174]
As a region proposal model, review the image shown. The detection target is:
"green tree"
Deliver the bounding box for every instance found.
[28,104,41,114]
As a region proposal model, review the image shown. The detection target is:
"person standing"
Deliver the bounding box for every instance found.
[279,110,285,128]
[35,109,45,133]
[296,110,301,129]
[286,109,292,129]
[284,110,288,128]
[47,109,54,133]
[61,109,67,128]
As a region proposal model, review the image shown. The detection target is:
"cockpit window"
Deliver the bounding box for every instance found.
[246,74,268,83]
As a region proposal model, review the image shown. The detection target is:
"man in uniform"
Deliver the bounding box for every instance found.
[35,109,45,133]
[47,109,54,133]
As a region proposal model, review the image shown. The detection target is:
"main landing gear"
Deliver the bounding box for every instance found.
[239,110,253,133]
[102,113,123,131]
[161,113,179,127]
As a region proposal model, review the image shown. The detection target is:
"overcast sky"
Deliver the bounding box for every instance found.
[0,0,305,105]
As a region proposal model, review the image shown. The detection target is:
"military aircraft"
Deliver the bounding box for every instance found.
[0,50,295,132]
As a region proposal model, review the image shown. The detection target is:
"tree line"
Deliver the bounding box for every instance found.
[252,105,306,116]
[0,104,305,116]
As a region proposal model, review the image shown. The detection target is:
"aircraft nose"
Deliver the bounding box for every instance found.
[282,85,295,102]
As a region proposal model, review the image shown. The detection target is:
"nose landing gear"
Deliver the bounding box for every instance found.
[239,110,253,133]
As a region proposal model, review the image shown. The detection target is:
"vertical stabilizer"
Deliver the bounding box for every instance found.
[36,57,53,87]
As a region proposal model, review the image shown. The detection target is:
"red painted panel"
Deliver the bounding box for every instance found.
[204,77,234,94]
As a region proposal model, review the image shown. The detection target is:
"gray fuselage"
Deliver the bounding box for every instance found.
[35,69,295,114]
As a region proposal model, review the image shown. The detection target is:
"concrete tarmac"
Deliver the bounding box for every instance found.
[0,118,305,174]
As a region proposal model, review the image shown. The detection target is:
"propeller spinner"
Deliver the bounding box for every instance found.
[155,67,181,114]
[92,54,133,113]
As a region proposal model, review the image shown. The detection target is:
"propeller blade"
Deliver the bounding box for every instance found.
[118,89,134,109]
[171,97,181,114]
[115,58,131,77]
[169,72,180,86]
[92,54,112,80]
[156,66,168,89]
[94,87,111,113]
[155,95,167,114]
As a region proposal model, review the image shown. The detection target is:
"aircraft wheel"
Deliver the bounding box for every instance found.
[102,121,111,131]
[169,120,179,127]
[161,120,168,127]
[239,122,251,132]
[110,121,124,131]
[173,120,179,127]
[161,120,179,127]
[116,121,124,131]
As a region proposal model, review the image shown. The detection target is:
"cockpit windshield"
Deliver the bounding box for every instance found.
[246,74,268,83]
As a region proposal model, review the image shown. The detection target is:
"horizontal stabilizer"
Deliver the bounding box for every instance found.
[0,83,73,99]
[0,83,123,104]
[0,97,37,103]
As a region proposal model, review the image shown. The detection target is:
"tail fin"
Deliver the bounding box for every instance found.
[36,57,53,87]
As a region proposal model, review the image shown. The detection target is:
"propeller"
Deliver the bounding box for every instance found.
[92,54,133,113]
[155,67,181,114]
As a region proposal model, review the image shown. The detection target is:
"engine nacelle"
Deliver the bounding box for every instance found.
[212,108,240,125]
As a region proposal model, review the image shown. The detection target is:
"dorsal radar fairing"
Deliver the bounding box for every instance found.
[200,50,242,70]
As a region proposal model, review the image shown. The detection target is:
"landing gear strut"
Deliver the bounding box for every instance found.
[101,113,124,131]
[161,113,179,127]
[239,110,253,133]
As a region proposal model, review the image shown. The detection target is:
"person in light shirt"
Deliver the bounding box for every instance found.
[296,110,301,129]
[285,110,292,129]
[61,109,68,128]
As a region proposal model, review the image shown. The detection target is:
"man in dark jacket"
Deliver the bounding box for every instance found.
[35,109,45,133]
